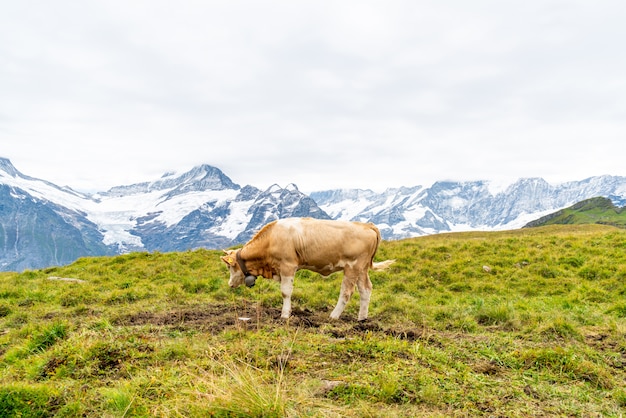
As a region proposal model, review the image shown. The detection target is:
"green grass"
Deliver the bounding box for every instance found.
[0,225,625,416]
[526,196,626,228]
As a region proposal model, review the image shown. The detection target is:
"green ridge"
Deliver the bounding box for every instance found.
[526,197,626,228]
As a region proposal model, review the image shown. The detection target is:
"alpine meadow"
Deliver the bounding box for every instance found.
[0,224,625,417]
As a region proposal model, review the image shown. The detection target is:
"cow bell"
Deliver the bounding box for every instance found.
[244,275,257,288]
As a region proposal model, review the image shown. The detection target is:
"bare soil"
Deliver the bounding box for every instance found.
[115,303,426,341]
[114,304,626,370]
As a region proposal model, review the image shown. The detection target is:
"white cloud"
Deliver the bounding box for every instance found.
[2,1,626,193]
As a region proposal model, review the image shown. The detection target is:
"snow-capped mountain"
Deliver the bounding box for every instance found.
[311,176,626,239]
[2,156,626,271]
[0,158,329,270]
[0,158,114,271]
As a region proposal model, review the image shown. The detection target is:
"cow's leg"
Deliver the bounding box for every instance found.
[356,272,373,321]
[330,273,356,319]
[279,273,295,319]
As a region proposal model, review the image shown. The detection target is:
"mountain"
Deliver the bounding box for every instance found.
[523,197,626,229]
[0,159,330,270]
[0,158,114,271]
[2,156,626,271]
[312,177,626,239]
[129,181,330,252]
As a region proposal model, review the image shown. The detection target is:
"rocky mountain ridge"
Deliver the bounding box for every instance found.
[1,157,625,271]
[311,177,626,239]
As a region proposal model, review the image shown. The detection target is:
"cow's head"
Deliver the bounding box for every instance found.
[221,249,258,288]
[221,250,244,287]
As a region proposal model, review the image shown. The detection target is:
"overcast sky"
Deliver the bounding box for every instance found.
[2,1,626,193]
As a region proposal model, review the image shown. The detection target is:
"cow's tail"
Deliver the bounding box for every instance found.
[369,223,395,271]
[372,259,395,271]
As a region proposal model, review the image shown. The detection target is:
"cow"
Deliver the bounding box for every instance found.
[221,217,395,321]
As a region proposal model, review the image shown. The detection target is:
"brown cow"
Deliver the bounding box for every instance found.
[221,217,394,320]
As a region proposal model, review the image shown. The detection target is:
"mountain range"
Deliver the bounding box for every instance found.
[1,157,625,271]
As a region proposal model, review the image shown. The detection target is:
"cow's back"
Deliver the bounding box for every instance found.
[271,218,380,270]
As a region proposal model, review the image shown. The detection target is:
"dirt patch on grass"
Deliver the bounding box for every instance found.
[115,303,425,341]
[584,331,626,370]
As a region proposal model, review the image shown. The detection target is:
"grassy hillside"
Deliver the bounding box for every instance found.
[1,224,625,417]
[525,196,626,229]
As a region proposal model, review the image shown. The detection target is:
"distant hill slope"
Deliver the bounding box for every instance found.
[524,197,626,229]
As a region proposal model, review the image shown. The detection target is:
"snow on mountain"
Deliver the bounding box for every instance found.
[0,157,94,209]
[309,189,380,221]
[102,164,238,198]
[312,176,626,239]
[0,161,240,252]
[0,158,114,271]
[90,188,242,251]
[231,183,331,244]
[0,158,331,269]
[85,164,244,250]
[86,169,327,252]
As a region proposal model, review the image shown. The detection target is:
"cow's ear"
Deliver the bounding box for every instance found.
[221,255,236,266]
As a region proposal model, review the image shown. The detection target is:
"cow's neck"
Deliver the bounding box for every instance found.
[239,247,275,279]
[236,250,252,277]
